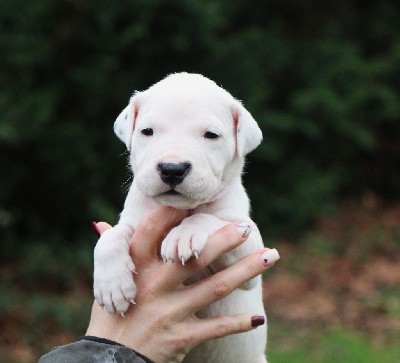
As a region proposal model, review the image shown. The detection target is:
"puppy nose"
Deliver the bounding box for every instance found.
[157,162,192,187]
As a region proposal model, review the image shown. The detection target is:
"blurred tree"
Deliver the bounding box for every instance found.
[0,0,399,250]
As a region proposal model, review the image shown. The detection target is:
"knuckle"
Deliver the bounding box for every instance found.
[244,259,259,278]
[170,327,194,352]
[215,318,247,338]
[215,321,231,338]
[138,214,157,234]
[194,251,209,269]
[210,278,230,300]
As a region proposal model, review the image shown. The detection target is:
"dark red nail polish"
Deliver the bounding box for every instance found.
[251,316,265,327]
[91,221,100,238]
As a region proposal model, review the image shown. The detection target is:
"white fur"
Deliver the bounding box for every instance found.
[94,73,267,362]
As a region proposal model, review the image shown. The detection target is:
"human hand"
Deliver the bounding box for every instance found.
[87,206,279,363]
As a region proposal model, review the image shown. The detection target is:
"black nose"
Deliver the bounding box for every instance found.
[157,162,192,187]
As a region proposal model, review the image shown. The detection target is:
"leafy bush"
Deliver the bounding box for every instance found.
[1,0,399,248]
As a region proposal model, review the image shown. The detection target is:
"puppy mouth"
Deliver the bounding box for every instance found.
[154,185,211,209]
[163,189,181,196]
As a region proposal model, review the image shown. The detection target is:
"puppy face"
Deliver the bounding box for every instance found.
[114,73,262,209]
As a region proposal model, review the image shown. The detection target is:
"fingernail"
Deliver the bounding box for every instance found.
[236,222,252,238]
[91,221,100,238]
[251,315,265,327]
[261,248,280,266]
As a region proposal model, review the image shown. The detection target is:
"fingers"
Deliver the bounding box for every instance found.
[130,206,189,262]
[185,248,280,313]
[188,313,265,347]
[157,222,251,288]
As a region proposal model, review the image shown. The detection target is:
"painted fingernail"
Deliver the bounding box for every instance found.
[236,222,252,238]
[91,221,100,238]
[251,315,265,327]
[261,249,280,266]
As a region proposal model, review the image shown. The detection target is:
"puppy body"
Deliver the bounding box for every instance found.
[94,73,267,363]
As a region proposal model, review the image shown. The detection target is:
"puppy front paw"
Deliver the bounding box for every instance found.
[160,214,226,264]
[93,231,136,315]
[94,257,136,315]
[161,224,209,264]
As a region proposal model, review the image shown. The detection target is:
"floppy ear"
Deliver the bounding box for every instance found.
[231,101,263,158]
[113,93,140,150]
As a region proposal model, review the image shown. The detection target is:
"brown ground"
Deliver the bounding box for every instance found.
[264,193,400,345]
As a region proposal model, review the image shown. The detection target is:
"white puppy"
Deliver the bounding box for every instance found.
[94,73,269,363]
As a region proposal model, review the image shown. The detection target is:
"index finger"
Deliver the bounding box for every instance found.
[130,206,189,263]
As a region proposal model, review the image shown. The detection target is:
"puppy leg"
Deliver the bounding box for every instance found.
[93,223,136,315]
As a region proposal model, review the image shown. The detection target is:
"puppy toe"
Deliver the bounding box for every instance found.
[102,292,115,314]
[177,235,194,264]
[161,236,178,262]
[121,281,137,302]
[93,286,104,307]
[190,232,208,258]
[112,290,130,314]
[125,258,135,272]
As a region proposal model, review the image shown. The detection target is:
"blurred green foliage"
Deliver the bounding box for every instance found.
[1,0,399,249]
[268,323,400,363]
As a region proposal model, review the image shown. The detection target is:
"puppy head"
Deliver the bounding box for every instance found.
[114,73,262,209]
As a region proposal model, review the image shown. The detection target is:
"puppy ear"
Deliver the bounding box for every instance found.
[113,93,140,150]
[231,101,263,158]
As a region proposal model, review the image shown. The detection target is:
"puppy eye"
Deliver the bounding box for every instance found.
[204,131,220,139]
[141,128,154,136]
